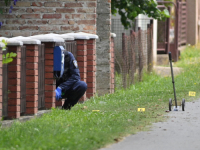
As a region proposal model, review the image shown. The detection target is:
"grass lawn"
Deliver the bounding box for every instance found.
[1,45,200,150]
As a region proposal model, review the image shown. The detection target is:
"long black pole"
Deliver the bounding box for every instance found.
[169,52,177,108]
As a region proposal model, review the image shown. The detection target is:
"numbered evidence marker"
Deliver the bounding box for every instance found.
[189,91,196,97]
[92,110,100,112]
[138,108,145,112]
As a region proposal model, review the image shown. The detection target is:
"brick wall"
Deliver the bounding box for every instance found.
[0,0,116,118]
[0,33,102,119]
[0,0,97,37]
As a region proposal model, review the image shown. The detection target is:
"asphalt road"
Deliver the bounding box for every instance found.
[100,99,200,150]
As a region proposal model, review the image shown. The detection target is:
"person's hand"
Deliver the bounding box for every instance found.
[55,87,62,101]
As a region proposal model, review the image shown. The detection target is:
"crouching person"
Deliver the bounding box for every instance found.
[55,51,87,110]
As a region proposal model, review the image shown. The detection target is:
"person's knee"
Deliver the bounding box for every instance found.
[72,81,87,93]
[80,81,87,92]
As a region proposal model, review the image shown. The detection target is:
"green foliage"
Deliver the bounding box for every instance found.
[1,39,17,64]
[174,44,200,68]
[2,52,17,64]
[162,0,175,7]
[112,0,170,29]
[1,39,7,50]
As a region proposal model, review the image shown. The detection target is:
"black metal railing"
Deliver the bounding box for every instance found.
[2,50,8,117]
[20,46,26,114]
[65,41,77,59]
[38,44,45,109]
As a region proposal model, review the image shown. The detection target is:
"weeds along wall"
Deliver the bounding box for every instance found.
[0,0,97,37]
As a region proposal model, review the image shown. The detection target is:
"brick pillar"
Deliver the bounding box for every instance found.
[25,44,39,115]
[0,47,2,120]
[76,40,87,102]
[110,37,115,93]
[86,39,96,99]
[43,42,56,109]
[7,46,21,119]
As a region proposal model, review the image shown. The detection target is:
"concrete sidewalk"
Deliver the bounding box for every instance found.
[100,99,200,150]
[154,66,183,77]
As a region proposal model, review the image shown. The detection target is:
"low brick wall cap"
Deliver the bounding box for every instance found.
[64,33,90,40]
[11,36,41,45]
[0,37,23,46]
[47,33,75,41]
[7,39,23,46]
[78,32,99,39]
[29,35,64,43]
[0,37,9,41]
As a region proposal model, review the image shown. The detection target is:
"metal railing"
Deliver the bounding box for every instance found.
[2,50,8,117]
[20,46,26,114]
[65,41,77,59]
[38,44,45,109]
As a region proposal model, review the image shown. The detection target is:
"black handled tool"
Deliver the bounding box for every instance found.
[169,52,178,109]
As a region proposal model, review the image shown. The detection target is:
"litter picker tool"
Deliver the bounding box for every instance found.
[168,52,185,111]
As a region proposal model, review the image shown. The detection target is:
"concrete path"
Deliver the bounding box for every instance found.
[154,66,183,77]
[100,99,200,150]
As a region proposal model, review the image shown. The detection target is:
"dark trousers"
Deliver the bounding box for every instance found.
[62,81,87,109]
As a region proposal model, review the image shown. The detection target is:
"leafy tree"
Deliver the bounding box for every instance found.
[111,0,170,29]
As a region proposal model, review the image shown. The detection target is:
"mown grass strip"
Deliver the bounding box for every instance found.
[0,45,200,150]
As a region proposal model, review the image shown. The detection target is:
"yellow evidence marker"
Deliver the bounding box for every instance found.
[189,91,196,97]
[138,108,145,112]
[92,110,100,112]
